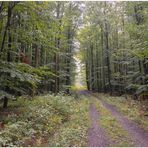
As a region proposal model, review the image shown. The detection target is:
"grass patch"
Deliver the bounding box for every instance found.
[97,93,148,130]
[91,97,134,147]
[0,94,90,147]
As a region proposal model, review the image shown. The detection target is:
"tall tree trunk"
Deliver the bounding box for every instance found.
[96,39,100,92]
[103,2,112,93]
[143,59,148,85]
[101,26,106,92]
[3,3,13,108]
[0,2,16,53]
[86,61,90,90]
[54,40,60,94]
[88,42,92,91]
[35,45,39,67]
[91,44,95,90]
[0,2,4,13]
[54,2,61,94]
[65,26,72,94]
[104,20,112,93]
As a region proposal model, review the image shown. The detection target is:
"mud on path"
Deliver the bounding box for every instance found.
[88,103,109,147]
[94,94,148,147]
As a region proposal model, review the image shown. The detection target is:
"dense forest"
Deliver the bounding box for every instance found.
[0,1,148,147]
[79,2,148,97]
[0,1,81,108]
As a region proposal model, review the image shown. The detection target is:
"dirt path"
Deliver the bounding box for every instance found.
[88,103,109,147]
[79,90,148,147]
[96,95,148,147]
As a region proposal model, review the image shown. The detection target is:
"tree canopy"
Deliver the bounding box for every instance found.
[0,1,148,108]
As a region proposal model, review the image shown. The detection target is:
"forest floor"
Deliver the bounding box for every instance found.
[0,93,90,147]
[0,90,148,147]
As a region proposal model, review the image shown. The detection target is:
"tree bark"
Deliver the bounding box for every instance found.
[102,2,112,93]
[54,2,61,94]
[35,45,39,67]
[3,3,13,108]
[3,97,8,108]
[0,2,16,53]
[65,26,72,94]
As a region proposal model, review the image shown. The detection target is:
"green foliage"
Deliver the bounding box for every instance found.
[0,62,32,97]
[78,1,148,95]
[126,72,148,95]
[0,91,14,100]
[0,94,89,147]
[135,85,148,95]
[0,61,40,98]
[0,121,33,147]
[0,60,57,102]
[48,95,90,147]
[16,63,56,93]
[0,1,80,96]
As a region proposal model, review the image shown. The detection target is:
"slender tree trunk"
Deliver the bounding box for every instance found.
[101,26,106,92]
[54,40,60,94]
[65,26,72,94]
[3,97,8,108]
[1,20,9,52]
[96,40,100,92]
[0,2,15,53]
[143,59,148,85]
[86,61,90,90]
[88,42,92,91]
[3,3,13,108]
[104,20,112,93]
[90,44,95,90]
[35,45,39,67]
[0,2,3,13]
[54,2,61,95]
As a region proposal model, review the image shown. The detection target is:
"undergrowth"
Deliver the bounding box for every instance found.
[48,95,90,147]
[0,94,90,147]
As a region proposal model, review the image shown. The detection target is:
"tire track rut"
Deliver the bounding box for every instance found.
[88,103,109,147]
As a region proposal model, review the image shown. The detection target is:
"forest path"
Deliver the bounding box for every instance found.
[88,103,109,147]
[90,93,148,147]
[78,90,148,146]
